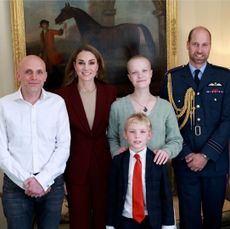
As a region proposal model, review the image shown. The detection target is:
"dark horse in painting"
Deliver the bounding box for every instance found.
[55,3,155,88]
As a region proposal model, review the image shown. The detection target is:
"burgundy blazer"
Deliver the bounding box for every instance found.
[56,80,117,184]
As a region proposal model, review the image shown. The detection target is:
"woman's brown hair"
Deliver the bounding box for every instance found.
[63,44,107,86]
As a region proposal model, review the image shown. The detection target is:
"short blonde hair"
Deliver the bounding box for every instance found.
[127,55,152,72]
[124,113,152,131]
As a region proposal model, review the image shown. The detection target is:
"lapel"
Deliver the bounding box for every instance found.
[180,64,197,88]
[145,148,153,184]
[198,63,215,90]
[122,150,130,194]
[145,148,155,206]
[91,82,104,133]
[68,81,92,133]
[68,81,108,134]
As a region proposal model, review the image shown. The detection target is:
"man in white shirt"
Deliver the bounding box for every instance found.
[0,55,70,229]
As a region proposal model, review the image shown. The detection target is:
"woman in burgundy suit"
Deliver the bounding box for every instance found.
[56,45,117,229]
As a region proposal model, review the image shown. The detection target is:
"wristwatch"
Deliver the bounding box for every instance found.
[202,154,209,160]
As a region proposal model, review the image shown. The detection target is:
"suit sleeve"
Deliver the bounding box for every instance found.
[160,165,175,226]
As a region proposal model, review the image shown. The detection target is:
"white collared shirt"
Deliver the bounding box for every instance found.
[0,89,70,191]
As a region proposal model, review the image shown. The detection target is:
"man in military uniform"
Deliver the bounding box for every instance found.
[161,26,230,229]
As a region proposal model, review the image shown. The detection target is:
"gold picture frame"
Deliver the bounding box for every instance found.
[10,0,26,84]
[10,0,177,90]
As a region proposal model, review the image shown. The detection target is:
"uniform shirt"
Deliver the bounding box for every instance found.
[106,146,176,229]
[189,62,206,80]
[0,89,70,191]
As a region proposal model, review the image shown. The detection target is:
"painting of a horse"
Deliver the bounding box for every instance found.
[55,3,155,87]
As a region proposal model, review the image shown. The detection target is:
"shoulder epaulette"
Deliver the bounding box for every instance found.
[210,64,230,71]
[165,65,185,76]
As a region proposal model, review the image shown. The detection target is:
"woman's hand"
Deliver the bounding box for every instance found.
[153,149,169,165]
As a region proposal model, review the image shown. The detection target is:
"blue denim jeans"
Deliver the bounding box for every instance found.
[2,174,65,229]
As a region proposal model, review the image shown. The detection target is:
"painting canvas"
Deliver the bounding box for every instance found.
[12,0,177,96]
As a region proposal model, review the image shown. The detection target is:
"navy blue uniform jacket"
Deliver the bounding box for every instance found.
[106,148,174,229]
[161,63,230,176]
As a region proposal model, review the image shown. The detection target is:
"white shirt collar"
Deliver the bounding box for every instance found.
[129,147,147,160]
[13,88,49,102]
[189,62,207,75]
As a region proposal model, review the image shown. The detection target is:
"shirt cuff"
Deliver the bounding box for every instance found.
[106,226,115,229]
[33,171,54,192]
[162,225,177,229]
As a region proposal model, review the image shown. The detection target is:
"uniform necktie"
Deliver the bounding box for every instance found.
[194,69,200,86]
[132,153,145,223]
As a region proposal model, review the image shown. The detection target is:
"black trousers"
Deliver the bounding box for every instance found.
[175,173,226,229]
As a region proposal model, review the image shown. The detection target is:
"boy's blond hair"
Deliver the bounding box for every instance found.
[124,113,152,131]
